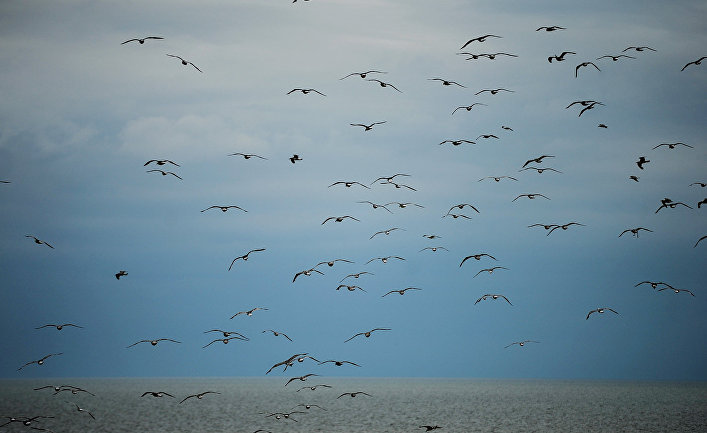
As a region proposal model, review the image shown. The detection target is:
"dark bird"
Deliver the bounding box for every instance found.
[598,123,608,128]
[293,403,328,410]
[52,386,95,396]
[121,36,163,45]
[452,103,487,114]
[478,175,518,182]
[293,268,324,282]
[655,201,693,213]
[126,338,181,348]
[419,426,443,431]
[653,142,693,149]
[287,88,325,96]
[578,101,603,117]
[382,287,421,297]
[629,175,640,182]
[443,213,472,220]
[475,89,512,96]
[230,307,268,319]
[636,156,649,169]
[319,359,360,367]
[370,227,404,239]
[329,181,370,189]
[447,203,480,214]
[371,173,411,184]
[440,139,476,146]
[202,336,247,348]
[71,403,95,420]
[519,166,562,174]
[512,193,550,201]
[340,70,386,80]
[634,281,674,290]
[265,411,305,421]
[575,61,601,77]
[35,323,82,330]
[337,391,372,398]
[350,121,386,131]
[383,181,417,191]
[423,234,442,239]
[344,328,391,342]
[144,159,179,167]
[290,154,303,163]
[475,294,512,305]
[357,201,393,213]
[386,202,424,209]
[548,51,576,62]
[25,235,54,249]
[204,329,249,339]
[459,253,497,266]
[428,78,466,87]
[586,307,619,319]
[146,169,182,179]
[473,266,509,277]
[476,134,499,140]
[522,155,555,167]
[566,100,603,109]
[141,391,175,398]
[340,271,374,282]
[336,284,366,292]
[476,52,518,60]
[296,384,332,392]
[536,25,565,31]
[460,34,502,49]
[322,215,360,224]
[229,248,266,270]
[17,353,63,371]
[690,182,706,187]
[528,223,559,231]
[266,353,309,375]
[622,46,656,53]
[619,227,653,238]
[263,329,292,341]
[115,270,128,280]
[315,258,354,268]
[201,205,247,213]
[419,246,448,253]
[502,125,514,131]
[596,54,636,61]
[658,287,695,296]
[681,56,706,71]
[547,222,585,235]
[285,373,319,386]
[166,54,202,72]
[505,340,540,348]
[694,236,706,247]
[699,199,707,208]
[367,79,402,92]
[366,256,405,264]
[228,152,267,160]
[179,391,220,404]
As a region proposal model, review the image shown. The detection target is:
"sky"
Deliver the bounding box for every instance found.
[0,0,705,380]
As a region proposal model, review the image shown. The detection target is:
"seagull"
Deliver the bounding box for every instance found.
[296,384,332,392]
[428,78,466,87]
[522,155,555,167]
[166,54,202,72]
[293,268,324,282]
[475,294,512,305]
[598,124,608,128]
[265,411,305,421]
[290,154,303,163]
[202,336,247,348]
[179,391,220,404]
[337,391,372,398]
[657,287,695,296]
[478,175,518,182]
[690,182,706,187]
[622,46,656,53]
[546,222,585,235]
[340,271,374,282]
[653,142,693,149]
[447,203,480,214]
[519,167,562,174]
[146,169,182,179]
[228,152,267,160]
[629,175,640,182]
[459,254,497,266]
[340,70,387,80]
[17,353,63,370]
[452,103,487,114]
[371,173,411,184]
[619,227,653,238]
[322,215,360,224]
[287,88,326,96]
[285,374,318,386]
[25,235,54,249]
[566,100,603,109]
[681,56,706,71]
[655,201,693,213]
[443,213,472,219]
[121,36,163,45]
[228,248,266,270]
[419,426,443,431]
[475,52,518,60]
[263,329,292,341]
[475,89,513,96]
[35,323,83,330]
[201,205,247,213]
[473,266,509,277]
[386,202,424,209]
[126,338,181,348]
[440,139,476,146]
[578,101,603,117]
[460,34,502,49]
[419,246,449,253]
[575,61,601,77]
[512,193,550,201]
[382,181,417,191]
[423,234,442,239]
[52,386,95,396]
[505,340,540,348]
[350,121,386,131]
[292,403,328,410]
[204,329,249,339]
[382,287,421,297]
[548,51,576,62]
[344,328,391,342]
[528,223,559,231]
[266,353,309,375]
[636,156,650,169]
[144,159,179,167]
[141,391,175,398]
[634,281,674,290]
[476,134,500,139]
[367,79,402,92]
[370,227,404,239]
[366,256,405,264]
[230,307,268,319]
[536,25,565,31]
[329,181,370,188]
[502,125,514,131]
[315,258,354,268]
[357,201,393,213]
[115,270,128,279]
[71,403,95,420]
[586,307,619,319]
[596,54,636,61]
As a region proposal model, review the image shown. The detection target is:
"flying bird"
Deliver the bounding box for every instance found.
[636,156,650,169]
[370,227,404,239]
[681,56,706,71]
[121,36,163,45]
[340,271,374,282]
[419,426,443,431]
[296,384,332,392]
[228,152,267,160]
[459,253,497,266]
[475,89,513,95]
[546,222,585,235]
[144,159,179,167]
[266,353,309,374]
[566,100,603,109]
[478,175,518,182]
[619,227,653,238]
[653,142,693,150]
[146,169,182,179]
[17,353,63,371]
[382,287,421,297]
[350,121,386,131]
[473,266,509,277]
[357,201,393,213]
[318,359,360,367]
[126,338,181,348]
[201,205,247,213]
[71,403,95,420]
[340,70,386,80]
[575,61,601,77]
[578,101,603,117]
[536,25,565,31]
[285,373,319,386]
[519,167,562,174]
[290,154,302,163]
[179,391,220,404]
[336,284,366,292]
[287,88,325,96]
[367,79,402,92]
[329,181,370,188]
[447,203,480,214]
[337,391,372,398]
[475,294,512,305]
[522,155,555,167]
[657,287,695,296]
[263,329,292,341]
[428,78,466,87]
[371,173,411,184]
[452,103,487,114]
[166,54,202,72]
[460,34,502,49]
[548,51,576,62]
[596,54,636,61]
[141,391,175,398]
[419,246,449,253]
[344,328,391,342]
[230,307,268,319]
[228,248,265,270]
[25,235,54,249]
[505,340,540,348]
[315,258,354,268]
[366,256,405,264]
[202,336,247,348]
[322,215,360,224]
[440,139,475,146]
[204,329,249,339]
[629,175,640,182]
[443,213,472,220]
[622,46,656,53]
[586,307,619,319]
[115,270,128,279]
[512,193,550,201]
[35,323,82,330]
[293,268,324,282]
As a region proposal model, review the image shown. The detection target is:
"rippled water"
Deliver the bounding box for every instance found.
[1,377,705,432]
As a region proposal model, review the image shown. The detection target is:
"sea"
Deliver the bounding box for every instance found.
[0,377,705,432]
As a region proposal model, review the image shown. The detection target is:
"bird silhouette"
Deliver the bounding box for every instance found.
[459,253,497,266]
[17,353,63,370]
[460,34,502,49]
[681,56,706,71]
[230,307,268,319]
[25,235,54,249]
[229,248,266,270]
[367,79,402,92]
[340,70,386,80]
[452,103,487,114]
[179,391,220,404]
[144,159,179,167]
[287,88,326,96]
[619,227,653,238]
[575,61,601,77]
[636,156,650,169]
[382,287,421,297]
[586,307,619,320]
[548,51,576,62]
[428,78,466,87]
[536,25,565,31]
[344,328,391,342]
[201,205,247,213]
[350,121,386,131]
[228,152,267,160]
[126,338,181,348]
[121,36,163,45]
[146,169,182,179]
[475,294,512,305]
[166,54,202,72]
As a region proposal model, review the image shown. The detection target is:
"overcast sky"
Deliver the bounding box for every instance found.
[0,0,705,380]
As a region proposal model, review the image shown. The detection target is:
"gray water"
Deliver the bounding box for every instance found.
[1,377,705,432]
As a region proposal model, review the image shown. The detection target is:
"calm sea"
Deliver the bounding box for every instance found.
[0,377,705,432]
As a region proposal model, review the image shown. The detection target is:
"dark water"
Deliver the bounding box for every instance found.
[1,377,705,432]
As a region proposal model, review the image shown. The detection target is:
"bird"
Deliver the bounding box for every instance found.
[204,329,249,339]
[340,271,374,282]
[202,336,247,348]
[179,391,220,404]
[681,56,706,71]
[619,227,653,238]
[329,181,370,189]
[452,103,487,114]
[146,169,182,179]
[479,175,518,182]
[289,154,302,163]
[318,359,360,367]
[336,284,366,292]
[71,403,95,420]
[166,54,202,72]
[285,374,319,386]
[340,70,386,80]
[25,235,54,249]
[528,223,559,232]
[502,125,514,131]
[690,182,706,187]
[440,139,476,146]
[548,51,576,62]
[575,61,601,77]
[265,411,305,421]
[296,384,332,392]
[423,234,442,239]
[201,205,247,213]
[476,134,500,140]
[382,181,417,191]
[459,253,497,266]
[350,121,386,131]
[460,34,502,49]
[505,340,540,348]
[597,53,636,61]
[357,201,393,213]
[370,227,404,239]
[475,52,517,60]
[382,287,421,297]
[386,202,424,209]
[230,307,268,319]
[636,156,650,169]
[141,391,175,398]
[315,258,354,268]
[344,328,391,342]
[447,203,480,214]
[443,213,472,220]
[475,89,512,96]
[566,100,603,109]
[657,287,695,296]
[586,308,619,319]
[546,222,585,235]
[262,329,292,341]
[419,426,443,431]
[536,25,565,31]
[428,78,466,87]
[266,353,309,375]
[287,88,326,96]
[653,142,693,149]
[17,353,63,371]
[292,403,328,410]
[522,155,555,167]
[578,101,603,117]
[512,193,550,201]
[655,201,693,213]
[228,248,266,270]
[598,124,608,128]
[0,180,10,183]
[52,385,95,396]
[121,36,163,45]
[35,323,82,330]
[419,246,449,253]
[367,79,402,92]
[293,268,324,282]
[322,215,360,224]
[371,173,411,184]
[629,175,640,182]
[475,294,512,305]
[228,152,267,160]
[473,266,509,277]
[634,281,674,290]
[126,338,181,348]
[115,270,128,280]
[695,235,707,247]
[622,46,656,53]
[519,167,562,174]
[144,159,179,167]
[366,256,405,264]
[337,391,372,398]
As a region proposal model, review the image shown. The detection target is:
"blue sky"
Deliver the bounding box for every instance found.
[0,0,705,380]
